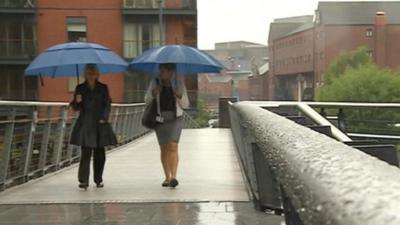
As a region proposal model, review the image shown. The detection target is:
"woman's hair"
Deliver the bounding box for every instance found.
[159,63,176,71]
[84,63,100,76]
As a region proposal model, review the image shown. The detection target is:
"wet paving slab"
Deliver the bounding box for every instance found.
[0,129,249,204]
[0,130,284,224]
[0,202,284,225]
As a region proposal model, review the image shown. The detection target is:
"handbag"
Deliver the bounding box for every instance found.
[97,122,118,147]
[142,78,163,129]
[141,98,159,129]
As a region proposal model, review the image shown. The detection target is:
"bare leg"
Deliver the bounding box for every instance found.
[160,144,171,181]
[168,142,179,179]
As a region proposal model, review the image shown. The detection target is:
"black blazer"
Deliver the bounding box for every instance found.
[70,81,112,148]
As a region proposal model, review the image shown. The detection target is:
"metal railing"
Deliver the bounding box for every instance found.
[0,0,35,8]
[0,100,200,191]
[0,39,36,58]
[123,0,196,9]
[229,101,400,225]
[0,101,149,191]
[123,39,197,59]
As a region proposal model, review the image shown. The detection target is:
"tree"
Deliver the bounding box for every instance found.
[316,47,400,135]
[317,64,400,102]
[323,46,371,85]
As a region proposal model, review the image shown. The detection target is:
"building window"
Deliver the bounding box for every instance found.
[366,29,373,37]
[124,0,159,8]
[67,17,87,42]
[124,22,162,58]
[0,65,38,101]
[0,15,36,58]
[67,17,87,91]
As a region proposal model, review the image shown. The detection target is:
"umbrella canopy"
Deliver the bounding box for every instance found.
[24,42,128,77]
[129,45,224,74]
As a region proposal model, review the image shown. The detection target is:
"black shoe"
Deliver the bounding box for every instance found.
[169,178,179,188]
[96,182,104,188]
[162,180,170,187]
[79,183,88,190]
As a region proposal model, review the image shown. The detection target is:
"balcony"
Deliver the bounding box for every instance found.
[123,0,196,16]
[0,0,36,13]
[123,39,162,59]
[123,39,197,59]
[0,39,37,64]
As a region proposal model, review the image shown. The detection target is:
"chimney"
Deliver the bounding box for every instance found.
[375,11,386,26]
[375,11,386,67]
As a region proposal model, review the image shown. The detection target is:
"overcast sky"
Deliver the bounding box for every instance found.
[197,0,391,50]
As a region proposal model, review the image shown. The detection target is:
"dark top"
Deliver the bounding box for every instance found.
[159,85,176,111]
[69,81,112,148]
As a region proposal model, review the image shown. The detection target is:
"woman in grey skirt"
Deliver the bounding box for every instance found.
[144,63,189,188]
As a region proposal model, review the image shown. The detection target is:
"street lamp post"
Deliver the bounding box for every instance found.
[157,0,163,45]
[297,74,305,102]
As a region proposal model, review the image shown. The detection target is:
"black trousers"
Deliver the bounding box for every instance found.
[78,147,106,184]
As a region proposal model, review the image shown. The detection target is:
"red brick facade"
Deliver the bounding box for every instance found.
[33,0,197,103]
[268,3,400,101]
[37,0,124,103]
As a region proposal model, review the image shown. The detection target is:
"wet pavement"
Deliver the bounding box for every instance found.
[0,129,283,224]
[0,202,283,225]
[0,129,248,204]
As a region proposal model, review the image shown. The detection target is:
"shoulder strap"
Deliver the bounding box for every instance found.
[155,78,161,115]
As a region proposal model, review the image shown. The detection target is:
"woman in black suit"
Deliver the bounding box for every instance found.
[70,64,114,190]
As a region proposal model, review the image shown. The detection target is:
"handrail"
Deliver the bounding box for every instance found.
[0,100,145,107]
[241,101,400,108]
[229,102,400,225]
[0,101,149,191]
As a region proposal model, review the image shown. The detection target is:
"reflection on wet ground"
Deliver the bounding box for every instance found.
[0,202,283,225]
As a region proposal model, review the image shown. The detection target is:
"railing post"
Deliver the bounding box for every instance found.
[112,107,120,143]
[53,106,67,169]
[121,107,129,142]
[0,108,16,191]
[126,107,131,140]
[252,143,282,213]
[281,186,304,225]
[240,125,258,195]
[38,106,52,174]
[21,107,38,182]
[128,106,136,140]
[66,110,78,164]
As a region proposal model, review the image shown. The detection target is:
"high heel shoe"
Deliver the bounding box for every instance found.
[96,182,104,188]
[78,183,88,190]
[162,180,170,187]
[169,178,179,188]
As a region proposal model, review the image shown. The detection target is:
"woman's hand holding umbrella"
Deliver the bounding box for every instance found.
[76,94,82,103]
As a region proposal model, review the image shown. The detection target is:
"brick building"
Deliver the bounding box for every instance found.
[0,0,197,104]
[268,1,400,101]
[248,62,269,100]
[198,41,267,110]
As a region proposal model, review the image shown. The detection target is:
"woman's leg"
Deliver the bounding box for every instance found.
[93,147,106,184]
[168,142,179,179]
[78,147,92,185]
[160,143,171,181]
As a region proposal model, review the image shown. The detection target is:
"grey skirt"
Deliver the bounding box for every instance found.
[155,111,183,145]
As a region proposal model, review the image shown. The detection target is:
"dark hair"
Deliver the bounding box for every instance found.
[159,63,176,71]
[84,63,99,74]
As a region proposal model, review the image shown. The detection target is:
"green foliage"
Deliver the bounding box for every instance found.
[316,47,400,135]
[317,64,400,102]
[193,98,211,128]
[324,46,371,85]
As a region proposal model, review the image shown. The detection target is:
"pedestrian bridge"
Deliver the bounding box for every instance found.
[0,129,249,204]
[1,100,400,225]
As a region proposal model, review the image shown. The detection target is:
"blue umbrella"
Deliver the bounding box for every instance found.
[129,45,224,74]
[25,42,128,78]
